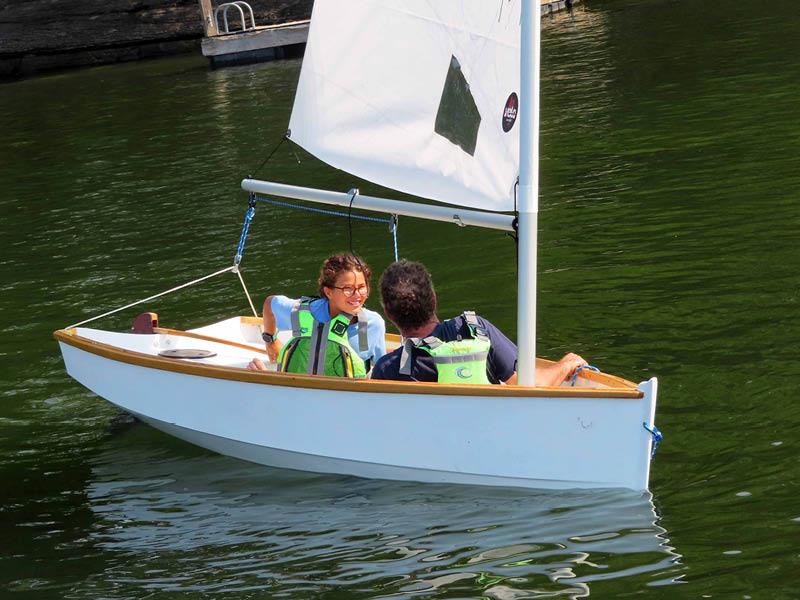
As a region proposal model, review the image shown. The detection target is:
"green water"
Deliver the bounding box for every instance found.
[2,0,800,597]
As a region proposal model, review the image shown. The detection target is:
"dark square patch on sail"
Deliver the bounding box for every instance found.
[434,56,481,156]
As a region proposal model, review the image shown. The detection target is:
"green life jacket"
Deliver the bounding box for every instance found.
[398,311,492,384]
[277,297,368,378]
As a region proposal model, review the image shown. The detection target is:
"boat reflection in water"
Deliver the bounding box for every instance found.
[83,428,682,597]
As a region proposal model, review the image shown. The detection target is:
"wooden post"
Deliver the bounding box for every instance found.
[198,0,219,37]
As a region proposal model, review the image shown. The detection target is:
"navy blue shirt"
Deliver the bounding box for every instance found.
[370,314,517,383]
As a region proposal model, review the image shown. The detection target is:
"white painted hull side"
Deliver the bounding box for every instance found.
[57,329,657,491]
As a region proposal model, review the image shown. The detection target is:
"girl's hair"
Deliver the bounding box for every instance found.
[318,253,372,296]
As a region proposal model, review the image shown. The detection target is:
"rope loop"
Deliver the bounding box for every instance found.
[643,422,663,459]
[569,365,600,386]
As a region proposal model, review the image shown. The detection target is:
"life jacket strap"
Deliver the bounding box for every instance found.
[463,311,489,342]
[420,336,442,349]
[398,336,420,376]
[357,309,369,353]
[307,318,332,375]
[398,335,446,375]
[290,296,315,338]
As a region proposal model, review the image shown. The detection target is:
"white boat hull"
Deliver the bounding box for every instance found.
[55,317,658,490]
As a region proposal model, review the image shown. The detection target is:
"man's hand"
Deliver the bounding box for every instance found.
[558,352,588,380]
[534,352,588,386]
[248,358,269,371]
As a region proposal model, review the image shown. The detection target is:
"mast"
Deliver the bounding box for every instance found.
[516,0,541,387]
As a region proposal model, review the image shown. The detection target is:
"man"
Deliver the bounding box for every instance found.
[370,260,587,386]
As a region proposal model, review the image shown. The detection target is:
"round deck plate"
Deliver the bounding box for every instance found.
[158,349,217,359]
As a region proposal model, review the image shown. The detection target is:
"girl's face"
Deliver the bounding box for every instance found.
[324,269,369,316]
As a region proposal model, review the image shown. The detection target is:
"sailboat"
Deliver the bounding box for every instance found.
[54,0,660,491]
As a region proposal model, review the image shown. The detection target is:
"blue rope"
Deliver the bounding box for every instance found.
[253,195,394,224]
[570,365,600,386]
[233,194,400,266]
[391,215,399,262]
[234,195,257,266]
[643,423,663,459]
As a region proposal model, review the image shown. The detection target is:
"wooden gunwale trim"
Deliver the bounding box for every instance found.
[385,332,403,345]
[53,329,642,399]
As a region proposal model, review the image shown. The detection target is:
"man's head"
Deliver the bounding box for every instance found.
[379,260,437,332]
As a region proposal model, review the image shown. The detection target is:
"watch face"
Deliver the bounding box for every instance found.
[262,332,275,342]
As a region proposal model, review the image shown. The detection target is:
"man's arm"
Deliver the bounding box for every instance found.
[537,353,589,386]
[503,353,588,387]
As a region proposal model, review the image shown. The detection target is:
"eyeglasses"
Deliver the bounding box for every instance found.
[330,284,369,297]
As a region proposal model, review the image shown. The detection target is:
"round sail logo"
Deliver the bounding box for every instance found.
[502,93,518,132]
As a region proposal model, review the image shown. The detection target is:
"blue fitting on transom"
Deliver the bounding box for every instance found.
[643,422,663,459]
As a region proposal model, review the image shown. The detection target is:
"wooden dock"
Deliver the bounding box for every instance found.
[542,0,579,15]
[199,1,580,68]
[201,19,309,67]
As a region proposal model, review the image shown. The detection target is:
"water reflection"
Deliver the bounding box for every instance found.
[78,425,682,597]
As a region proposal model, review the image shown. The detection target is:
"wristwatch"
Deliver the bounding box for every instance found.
[261,331,276,343]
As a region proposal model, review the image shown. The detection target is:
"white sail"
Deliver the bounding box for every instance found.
[289,0,521,212]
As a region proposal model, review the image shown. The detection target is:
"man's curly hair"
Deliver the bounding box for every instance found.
[379,260,436,331]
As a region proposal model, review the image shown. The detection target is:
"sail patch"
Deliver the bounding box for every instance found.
[434,56,481,156]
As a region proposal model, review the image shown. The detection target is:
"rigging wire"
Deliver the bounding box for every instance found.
[235,267,259,318]
[65,266,237,329]
[248,130,290,179]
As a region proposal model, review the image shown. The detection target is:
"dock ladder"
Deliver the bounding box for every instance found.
[214,2,256,34]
